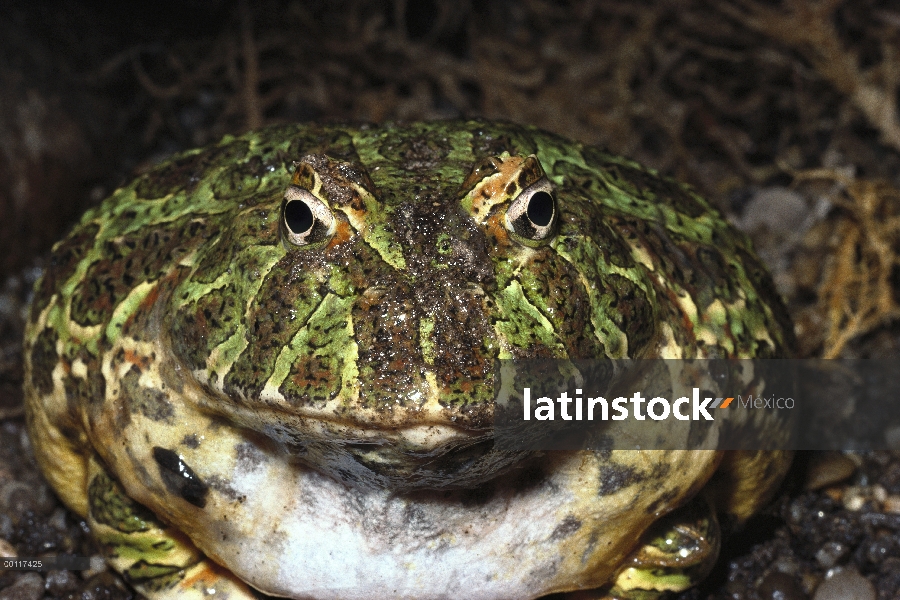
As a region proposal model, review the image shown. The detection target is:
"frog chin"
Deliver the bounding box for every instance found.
[151,411,696,600]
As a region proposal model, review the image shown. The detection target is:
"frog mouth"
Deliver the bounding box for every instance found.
[204,389,530,491]
[175,334,528,490]
[274,430,529,491]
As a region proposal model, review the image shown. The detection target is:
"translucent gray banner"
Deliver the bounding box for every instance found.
[491,359,900,451]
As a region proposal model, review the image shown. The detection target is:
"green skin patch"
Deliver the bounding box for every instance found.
[23,120,794,599]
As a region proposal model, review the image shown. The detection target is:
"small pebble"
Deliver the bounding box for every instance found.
[758,570,807,600]
[815,541,847,568]
[806,453,856,490]
[0,572,44,600]
[844,493,865,511]
[884,426,900,451]
[739,187,808,234]
[842,486,885,512]
[813,567,876,600]
[771,555,801,576]
[45,569,80,595]
[883,495,900,513]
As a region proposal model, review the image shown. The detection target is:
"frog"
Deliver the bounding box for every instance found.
[23,119,795,600]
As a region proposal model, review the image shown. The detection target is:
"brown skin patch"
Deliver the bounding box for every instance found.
[28,327,58,396]
[281,350,346,407]
[352,287,426,409]
[30,223,101,324]
[172,285,243,375]
[63,349,105,412]
[484,212,512,248]
[468,155,526,222]
[71,217,214,329]
[326,219,354,250]
[120,365,175,424]
[459,157,500,194]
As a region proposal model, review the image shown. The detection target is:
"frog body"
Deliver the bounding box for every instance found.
[24,120,793,599]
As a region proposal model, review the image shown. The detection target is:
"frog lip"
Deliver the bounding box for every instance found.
[194,388,516,490]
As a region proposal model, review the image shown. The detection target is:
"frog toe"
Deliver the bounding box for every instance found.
[607,494,721,599]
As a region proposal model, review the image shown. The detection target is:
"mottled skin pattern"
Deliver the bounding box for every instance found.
[24,121,794,600]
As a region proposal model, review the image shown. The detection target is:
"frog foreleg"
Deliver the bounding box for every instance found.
[605,493,720,600]
[86,456,259,599]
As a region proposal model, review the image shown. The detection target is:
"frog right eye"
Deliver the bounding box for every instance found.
[280,185,335,247]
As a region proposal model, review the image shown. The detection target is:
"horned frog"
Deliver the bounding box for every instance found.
[24,120,793,599]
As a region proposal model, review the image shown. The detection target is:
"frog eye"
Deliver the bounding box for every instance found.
[280,185,336,247]
[504,179,558,245]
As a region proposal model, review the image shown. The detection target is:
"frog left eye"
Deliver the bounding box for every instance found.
[281,185,335,247]
[505,179,558,244]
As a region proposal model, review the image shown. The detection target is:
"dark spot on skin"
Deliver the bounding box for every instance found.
[182,434,200,449]
[152,447,209,508]
[120,365,175,423]
[526,558,560,582]
[597,463,644,496]
[580,529,600,565]
[235,442,267,469]
[29,224,100,324]
[203,475,244,503]
[645,487,681,515]
[549,515,582,541]
[505,181,517,196]
[159,361,185,395]
[517,168,530,188]
[400,504,439,540]
[62,356,106,417]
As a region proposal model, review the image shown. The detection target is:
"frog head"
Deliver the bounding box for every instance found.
[160,123,666,490]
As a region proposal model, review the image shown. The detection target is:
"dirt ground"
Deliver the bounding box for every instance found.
[2,1,900,598]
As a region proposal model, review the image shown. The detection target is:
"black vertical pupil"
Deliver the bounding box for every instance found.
[527,191,554,227]
[284,200,314,233]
